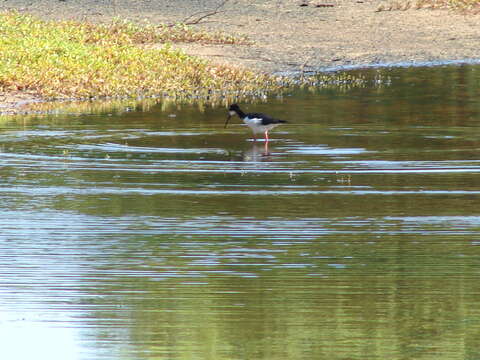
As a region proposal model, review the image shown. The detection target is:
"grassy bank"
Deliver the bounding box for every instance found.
[0,11,276,101]
[377,0,480,11]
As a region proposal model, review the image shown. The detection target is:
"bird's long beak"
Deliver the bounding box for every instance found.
[224,113,232,128]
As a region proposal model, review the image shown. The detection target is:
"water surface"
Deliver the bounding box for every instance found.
[1,64,480,360]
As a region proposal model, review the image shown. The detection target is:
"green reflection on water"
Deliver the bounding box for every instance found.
[1,64,480,360]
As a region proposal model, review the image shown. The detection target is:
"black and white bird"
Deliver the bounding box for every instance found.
[224,104,287,142]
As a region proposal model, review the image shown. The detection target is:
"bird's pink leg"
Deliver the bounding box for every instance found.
[264,131,269,142]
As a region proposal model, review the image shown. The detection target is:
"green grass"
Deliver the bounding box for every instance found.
[376,0,480,11]
[444,0,480,10]
[0,11,272,100]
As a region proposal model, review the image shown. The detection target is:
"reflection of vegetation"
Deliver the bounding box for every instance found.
[0,72,378,118]
[0,93,267,120]
[82,228,480,359]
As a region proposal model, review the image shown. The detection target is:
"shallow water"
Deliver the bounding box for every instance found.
[1,64,480,360]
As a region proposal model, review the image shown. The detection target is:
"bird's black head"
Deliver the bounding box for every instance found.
[228,104,240,112]
[225,104,241,128]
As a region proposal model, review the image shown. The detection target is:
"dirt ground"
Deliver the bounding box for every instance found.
[1,0,479,113]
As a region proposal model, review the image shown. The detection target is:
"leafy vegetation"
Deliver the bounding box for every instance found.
[444,0,480,11]
[0,11,270,100]
[376,0,480,11]
[0,10,372,116]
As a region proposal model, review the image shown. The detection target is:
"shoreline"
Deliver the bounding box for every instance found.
[1,0,480,114]
[277,58,480,76]
[3,57,479,116]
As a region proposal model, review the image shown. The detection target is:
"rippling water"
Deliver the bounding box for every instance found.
[1,64,480,360]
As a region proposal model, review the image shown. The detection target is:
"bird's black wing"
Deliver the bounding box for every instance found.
[247,112,287,125]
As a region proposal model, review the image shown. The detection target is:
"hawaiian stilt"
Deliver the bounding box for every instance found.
[224,104,287,142]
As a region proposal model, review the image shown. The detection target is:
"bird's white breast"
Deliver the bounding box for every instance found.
[243,117,280,134]
[243,117,265,134]
[243,117,263,126]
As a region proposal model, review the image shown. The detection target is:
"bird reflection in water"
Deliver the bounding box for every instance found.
[242,141,272,161]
